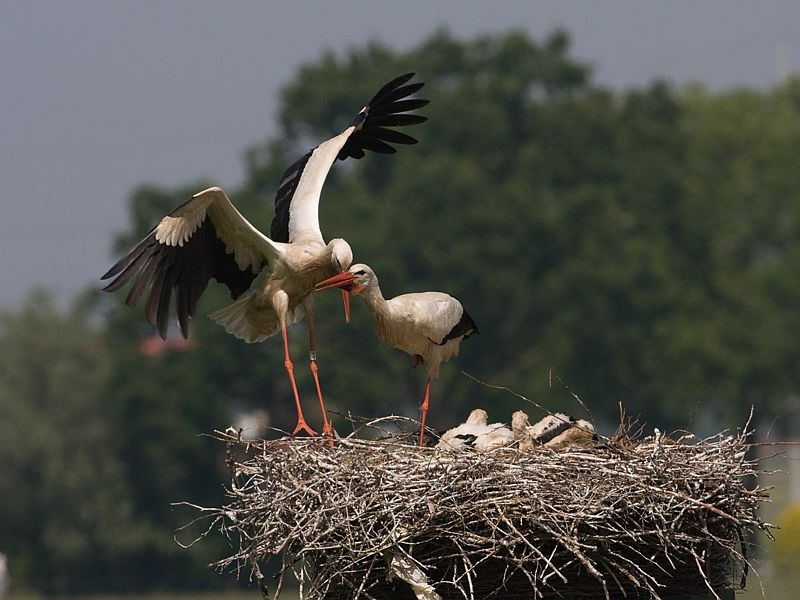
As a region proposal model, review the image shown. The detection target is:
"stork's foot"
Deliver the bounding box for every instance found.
[321,422,336,447]
[292,419,318,437]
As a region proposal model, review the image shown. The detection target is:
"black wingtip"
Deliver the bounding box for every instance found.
[337,72,429,162]
[105,208,260,341]
[349,107,368,129]
[439,305,479,345]
[367,72,416,105]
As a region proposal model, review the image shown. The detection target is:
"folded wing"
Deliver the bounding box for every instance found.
[391,292,478,347]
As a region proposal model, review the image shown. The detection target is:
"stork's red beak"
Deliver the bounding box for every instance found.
[316,271,355,291]
[341,289,350,323]
[316,272,355,323]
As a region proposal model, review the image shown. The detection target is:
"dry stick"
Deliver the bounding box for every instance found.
[548,369,594,423]
[462,370,600,439]
[460,371,557,417]
[691,547,723,600]
[500,516,569,584]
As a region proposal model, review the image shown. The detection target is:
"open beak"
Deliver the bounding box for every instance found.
[316,271,355,324]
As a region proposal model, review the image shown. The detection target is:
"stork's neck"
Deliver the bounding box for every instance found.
[358,281,394,341]
[358,279,387,312]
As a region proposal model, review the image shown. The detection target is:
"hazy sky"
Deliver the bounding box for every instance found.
[2,1,798,309]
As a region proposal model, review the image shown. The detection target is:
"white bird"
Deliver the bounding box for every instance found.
[315,263,478,446]
[436,408,513,452]
[102,73,428,439]
[511,410,537,451]
[545,418,596,449]
[512,410,596,450]
[528,412,576,444]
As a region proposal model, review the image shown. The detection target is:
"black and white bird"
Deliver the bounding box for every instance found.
[435,408,514,452]
[101,73,428,439]
[546,417,597,448]
[512,410,596,450]
[315,263,478,446]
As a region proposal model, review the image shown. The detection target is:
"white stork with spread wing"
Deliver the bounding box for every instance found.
[316,263,478,446]
[102,73,428,439]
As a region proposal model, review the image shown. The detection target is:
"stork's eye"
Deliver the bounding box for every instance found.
[355,269,366,276]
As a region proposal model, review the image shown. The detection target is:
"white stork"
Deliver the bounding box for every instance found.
[101,73,428,439]
[315,263,478,446]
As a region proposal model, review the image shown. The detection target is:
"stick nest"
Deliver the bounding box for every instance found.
[183,416,773,600]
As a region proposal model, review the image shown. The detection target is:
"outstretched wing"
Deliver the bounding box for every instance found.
[271,72,429,243]
[101,186,281,339]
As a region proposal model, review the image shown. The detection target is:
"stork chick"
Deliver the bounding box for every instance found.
[513,411,595,450]
[545,419,597,449]
[511,410,536,451]
[436,408,513,452]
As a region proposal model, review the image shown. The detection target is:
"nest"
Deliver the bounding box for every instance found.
[181,415,773,600]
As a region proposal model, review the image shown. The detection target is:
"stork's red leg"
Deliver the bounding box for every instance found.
[281,322,316,436]
[305,305,334,443]
[418,376,432,447]
[309,360,333,444]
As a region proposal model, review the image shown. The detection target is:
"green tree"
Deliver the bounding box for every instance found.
[0,292,147,593]
[100,185,268,590]
[240,29,608,427]
[674,80,800,425]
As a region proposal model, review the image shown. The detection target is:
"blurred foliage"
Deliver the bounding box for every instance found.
[773,503,800,576]
[0,290,240,594]
[2,27,800,594]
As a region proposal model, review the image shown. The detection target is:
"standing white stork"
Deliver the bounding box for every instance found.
[315,263,478,446]
[101,73,428,439]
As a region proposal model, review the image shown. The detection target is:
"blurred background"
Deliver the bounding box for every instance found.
[2,1,800,598]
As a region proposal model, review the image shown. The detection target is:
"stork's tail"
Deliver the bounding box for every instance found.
[209,293,304,344]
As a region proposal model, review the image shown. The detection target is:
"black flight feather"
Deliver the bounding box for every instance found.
[437,305,479,346]
[102,215,261,339]
[270,72,428,243]
[338,74,429,161]
[532,416,578,445]
[270,153,312,242]
[454,433,478,447]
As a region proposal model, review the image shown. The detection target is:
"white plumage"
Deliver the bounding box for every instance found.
[436,408,514,452]
[546,418,597,448]
[511,410,537,451]
[512,410,597,450]
[102,73,428,438]
[316,263,478,446]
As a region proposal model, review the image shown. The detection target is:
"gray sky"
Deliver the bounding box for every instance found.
[1,1,798,309]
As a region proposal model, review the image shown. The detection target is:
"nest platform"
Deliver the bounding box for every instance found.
[185,417,772,600]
